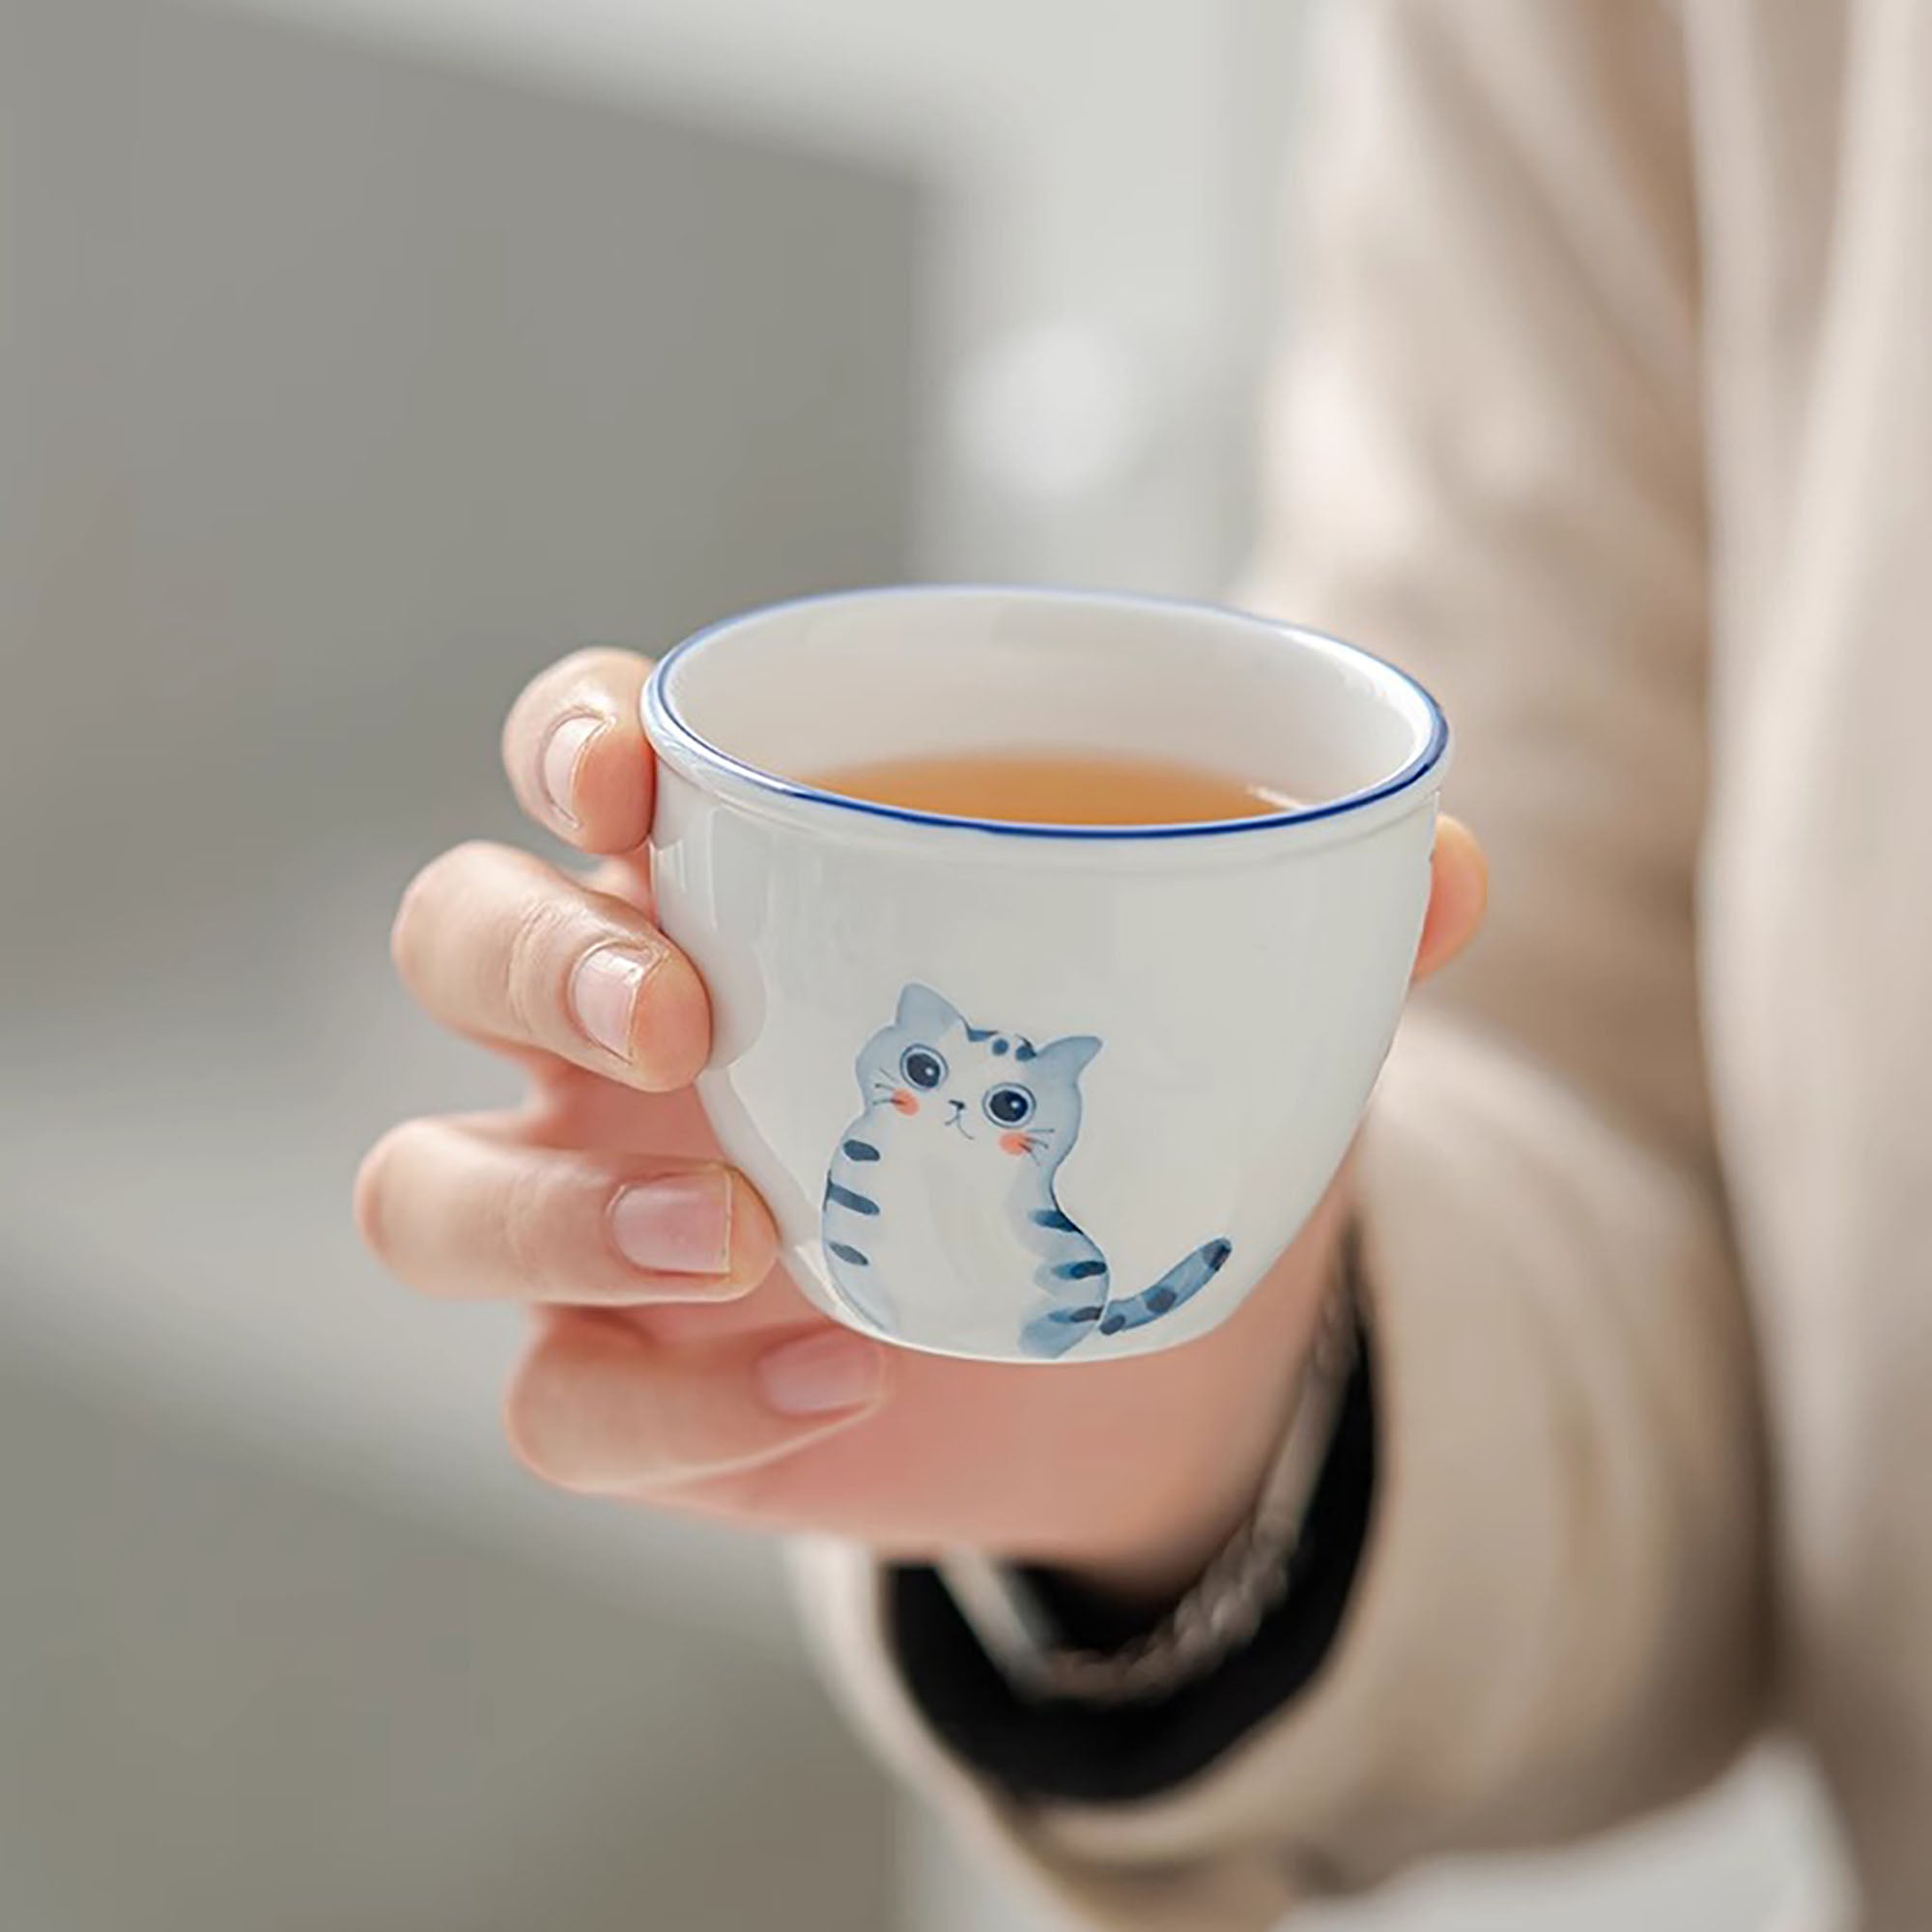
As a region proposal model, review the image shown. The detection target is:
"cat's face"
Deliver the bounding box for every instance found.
[855,983,1099,1172]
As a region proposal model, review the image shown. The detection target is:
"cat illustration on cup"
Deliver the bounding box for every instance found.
[821,983,1233,1356]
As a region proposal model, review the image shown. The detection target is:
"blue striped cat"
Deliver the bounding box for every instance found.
[821,983,1233,1357]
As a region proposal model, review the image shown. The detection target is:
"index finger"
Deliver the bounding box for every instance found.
[502,646,655,856]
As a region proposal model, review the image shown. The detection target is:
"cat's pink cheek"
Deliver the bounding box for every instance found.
[1000,1132,1032,1156]
[891,1091,919,1115]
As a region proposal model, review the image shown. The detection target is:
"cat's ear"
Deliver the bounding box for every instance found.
[1040,1034,1101,1078]
[895,982,961,1037]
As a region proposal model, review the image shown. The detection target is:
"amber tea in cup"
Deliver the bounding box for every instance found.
[804,750,1297,827]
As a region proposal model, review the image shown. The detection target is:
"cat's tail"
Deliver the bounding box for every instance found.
[1019,1237,1233,1358]
[1101,1237,1233,1335]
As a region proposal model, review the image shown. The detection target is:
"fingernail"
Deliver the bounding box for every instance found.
[540,714,604,828]
[610,1170,732,1277]
[569,944,660,1059]
[756,1331,886,1417]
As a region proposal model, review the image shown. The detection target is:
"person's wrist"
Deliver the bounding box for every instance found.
[1062,1449,1286,1615]
[1043,1184,1353,1614]
[933,1230,1364,1705]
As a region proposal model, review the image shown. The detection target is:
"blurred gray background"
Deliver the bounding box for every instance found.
[0,0,1848,1927]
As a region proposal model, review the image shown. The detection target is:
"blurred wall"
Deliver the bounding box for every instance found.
[223,0,1305,589]
[2,3,921,1926]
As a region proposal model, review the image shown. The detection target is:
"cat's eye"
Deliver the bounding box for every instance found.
[900,1045,947,1090]
[983,1084,1035,1126]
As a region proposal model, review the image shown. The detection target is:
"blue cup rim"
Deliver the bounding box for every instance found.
[643,584,1450,842]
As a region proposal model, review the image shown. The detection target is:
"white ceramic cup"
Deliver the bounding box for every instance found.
[643,586,1447,1364]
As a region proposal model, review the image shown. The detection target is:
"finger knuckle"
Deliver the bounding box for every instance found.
[500,889,578,1043]
[495,1155,564,1298]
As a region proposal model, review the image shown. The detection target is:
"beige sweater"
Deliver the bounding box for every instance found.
[798,2,1932,1925]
